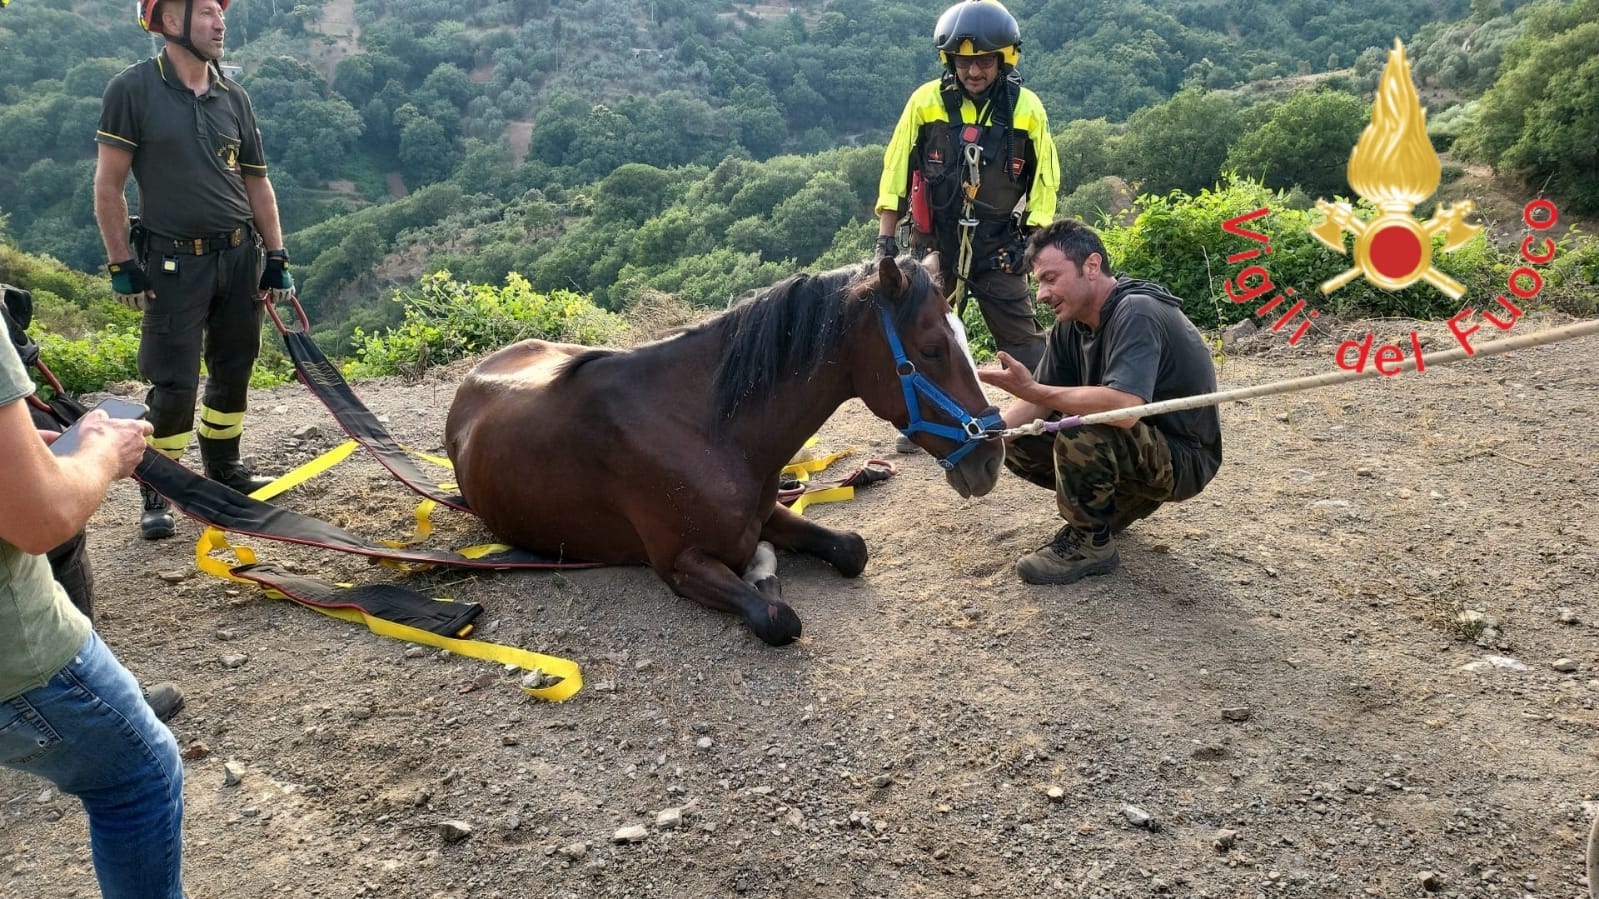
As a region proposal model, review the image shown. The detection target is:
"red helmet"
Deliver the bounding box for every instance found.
[138,0,229,34]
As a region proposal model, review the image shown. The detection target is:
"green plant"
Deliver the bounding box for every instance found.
[345,270,626,378]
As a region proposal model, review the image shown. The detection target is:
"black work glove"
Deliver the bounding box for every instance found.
[258,250,295,302]
[873,235,900,262]
[108,259,152,311]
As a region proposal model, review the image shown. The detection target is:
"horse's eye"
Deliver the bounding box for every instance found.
[918,346,943,362]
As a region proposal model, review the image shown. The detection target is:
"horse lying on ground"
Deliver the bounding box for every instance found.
[445,257,1004,645]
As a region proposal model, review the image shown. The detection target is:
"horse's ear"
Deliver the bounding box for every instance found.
[876,256,907,299]
[921,252,946,296]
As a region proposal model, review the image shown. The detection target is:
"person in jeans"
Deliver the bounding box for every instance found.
[0,333,185,898]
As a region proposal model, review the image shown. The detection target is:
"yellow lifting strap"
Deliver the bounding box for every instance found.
[192,439,583,701]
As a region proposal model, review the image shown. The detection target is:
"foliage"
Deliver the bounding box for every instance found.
[1455,1,1599,213]
[1223,90,1369,199]
[1099,176,1501,330]
[1117,88,1242,197]
[32,327,144,396]
[345,271,627,377]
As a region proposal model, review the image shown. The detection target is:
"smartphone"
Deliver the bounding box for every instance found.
[48,397,149,457]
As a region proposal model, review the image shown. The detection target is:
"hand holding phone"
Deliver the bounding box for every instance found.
[49,397,150,457]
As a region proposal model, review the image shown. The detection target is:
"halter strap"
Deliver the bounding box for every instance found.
[874,303,1003,471]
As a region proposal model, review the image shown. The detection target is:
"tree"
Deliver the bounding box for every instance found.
[1054,118,1119,196]
[1117,88,1242,196]
[1223,90,1368,199]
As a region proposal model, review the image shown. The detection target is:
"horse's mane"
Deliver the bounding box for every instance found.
[704,260,933,419]
[553,260,935,420]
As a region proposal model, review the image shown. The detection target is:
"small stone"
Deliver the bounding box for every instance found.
[1221,706,1252,722]
[1213,828,1237,851]
[1356,466,1374,477]
[215,628,238,641]
[220,653,247,669]
[520,668,563,690]
[1419,870,1441,891]
[35,788,54,804]
[634,659,654,671]
[501,734,520,746]
[181,741,211,761]
[690,722,711,734]
[655,807,683,829]
[1046,786,1065,803]
[1557,608,1579,625]
[871,775,893,788]
[158,569,189,584]
[1120,805,1156,830]
[1552,658,1580,673]
[404,646,428,659]
[1191,744,1229,761]
[436,820,473,843]
[240,806,260,818]
[557,842,587,860]
[612,825,648,843]
[695,737,714,751]
[223,761,245,787]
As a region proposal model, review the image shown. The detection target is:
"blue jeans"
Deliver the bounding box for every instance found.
[0,631,184,899]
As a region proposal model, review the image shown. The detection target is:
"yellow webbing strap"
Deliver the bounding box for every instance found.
[780,448,858,516]
[193,439,583,701]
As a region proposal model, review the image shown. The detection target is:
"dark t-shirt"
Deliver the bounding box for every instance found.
[1035,277,1223,500]
[96,52,265,238]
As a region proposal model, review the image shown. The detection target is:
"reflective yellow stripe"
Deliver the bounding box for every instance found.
[147,432,189,460]
[198,406,246,439]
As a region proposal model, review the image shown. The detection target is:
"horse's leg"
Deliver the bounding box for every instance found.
[761,504,868,578]
[742,541,777,586]
[668,547,801,646]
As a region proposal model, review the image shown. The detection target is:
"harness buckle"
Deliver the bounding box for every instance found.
[191,238,205,255]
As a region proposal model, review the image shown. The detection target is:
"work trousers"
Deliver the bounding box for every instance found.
[137,239,263,440]
[1006,422,1176,533]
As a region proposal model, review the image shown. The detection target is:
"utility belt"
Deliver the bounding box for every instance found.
[135,220,254,257]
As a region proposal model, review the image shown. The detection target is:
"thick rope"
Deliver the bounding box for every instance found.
[998,318,1599,437]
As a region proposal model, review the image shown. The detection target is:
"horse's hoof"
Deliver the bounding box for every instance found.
[747,601,802,646]
[834,533,868,578]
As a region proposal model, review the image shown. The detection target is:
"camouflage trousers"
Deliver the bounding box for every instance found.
[1005,422,1176,533]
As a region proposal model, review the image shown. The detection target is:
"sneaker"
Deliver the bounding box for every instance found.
[895,433,922,454]
[139,485,175,541]
[1015,525,1119,585]
[142,682,185,722]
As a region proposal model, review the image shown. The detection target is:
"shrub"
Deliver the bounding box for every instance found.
[345,270,627,378]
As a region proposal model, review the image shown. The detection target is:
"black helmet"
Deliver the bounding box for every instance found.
[935,0,1021,68]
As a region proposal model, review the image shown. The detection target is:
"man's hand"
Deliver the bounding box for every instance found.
[977,350,1038,398]
[259,250,295,303]
[60,410,153,480]
[873,235,899,262]
[108,259,153,311]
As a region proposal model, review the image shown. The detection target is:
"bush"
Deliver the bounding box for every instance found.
[346,270,627,378]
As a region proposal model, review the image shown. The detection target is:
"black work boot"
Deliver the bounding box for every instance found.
[139,484,175,541]
[198,435,274,495]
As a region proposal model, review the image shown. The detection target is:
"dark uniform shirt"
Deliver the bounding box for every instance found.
[1035,277,1223,501]
[96,51,265,238]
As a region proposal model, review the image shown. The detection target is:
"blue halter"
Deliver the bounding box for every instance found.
[875,302,1003,471]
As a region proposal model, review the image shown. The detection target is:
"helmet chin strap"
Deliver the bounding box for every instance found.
[168,0,216,63]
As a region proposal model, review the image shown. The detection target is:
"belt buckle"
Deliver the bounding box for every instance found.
[229,228,242,247]
[191,238,204,255]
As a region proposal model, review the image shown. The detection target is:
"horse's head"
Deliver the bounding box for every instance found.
[851,256,1005,498]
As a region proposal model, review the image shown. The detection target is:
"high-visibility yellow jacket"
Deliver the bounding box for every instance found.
[876,76,1059,231]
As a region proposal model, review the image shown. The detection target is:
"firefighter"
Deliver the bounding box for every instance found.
[875,1,1059,455]
[92,0,295,539]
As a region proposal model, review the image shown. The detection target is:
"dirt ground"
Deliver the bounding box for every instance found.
[2,309,1597,899]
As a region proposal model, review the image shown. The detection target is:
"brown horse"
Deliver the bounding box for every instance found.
[444,257,1004,645]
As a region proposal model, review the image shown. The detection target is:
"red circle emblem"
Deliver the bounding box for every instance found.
[1368,226,1423,280]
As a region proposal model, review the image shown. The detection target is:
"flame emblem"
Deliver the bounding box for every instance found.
[1308,39,1480,299]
